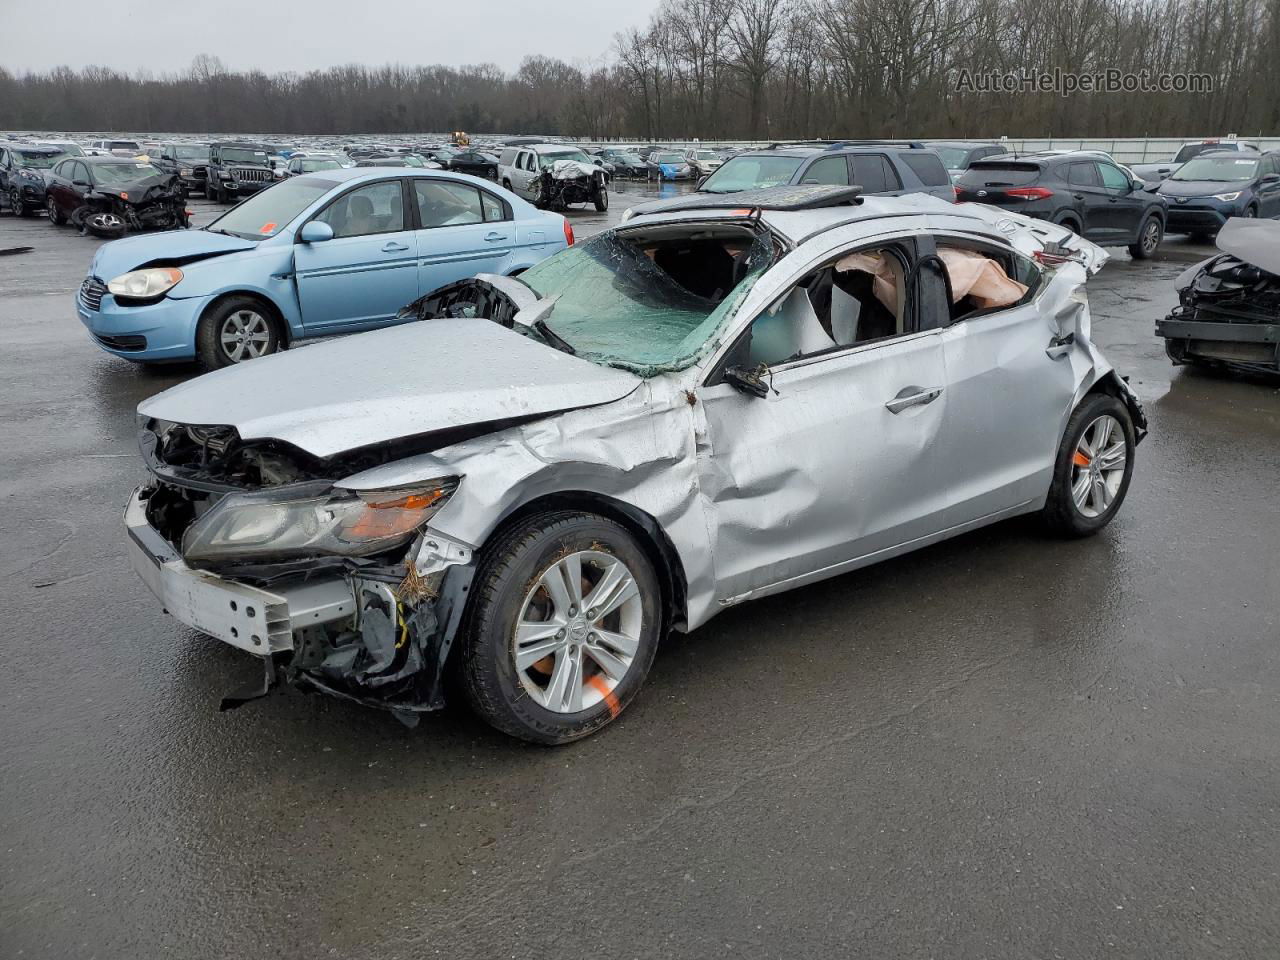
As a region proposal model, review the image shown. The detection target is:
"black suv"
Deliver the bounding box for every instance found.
[623,141,955,219]
[1,141,61,216]
[205,141,274,203]
[956,153,1168,258]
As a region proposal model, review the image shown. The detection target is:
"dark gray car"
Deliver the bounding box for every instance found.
[622,142,955,220]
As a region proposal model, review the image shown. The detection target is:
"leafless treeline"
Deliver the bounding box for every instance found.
[3,0,1279,138]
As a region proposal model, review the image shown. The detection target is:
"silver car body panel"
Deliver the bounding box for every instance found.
[136,196,1117,640]
[137,316,641,458]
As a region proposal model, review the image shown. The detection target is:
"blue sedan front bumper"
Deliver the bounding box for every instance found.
[76,278,208,362]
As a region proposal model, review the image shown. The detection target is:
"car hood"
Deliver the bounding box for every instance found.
[91,229,259,279]
[1157,178,1251,198]
[137,316,643,459]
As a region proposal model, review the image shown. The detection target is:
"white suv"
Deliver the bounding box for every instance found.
[498,144,609,211]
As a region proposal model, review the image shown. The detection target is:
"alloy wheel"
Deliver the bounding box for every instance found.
[512,550,643,713]
[1141,220,1160,254]
[1070,414,1126,518]
[219,309,271,362]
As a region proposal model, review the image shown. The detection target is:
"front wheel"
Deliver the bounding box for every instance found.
[1041,393,1135,537]
[1128,215,1162,259]
[196,297,281,370]
[10,188,32,217]
[461,511,662,744]
[46,196,67,225]
[594,187,609,212]
[83,210,126,240]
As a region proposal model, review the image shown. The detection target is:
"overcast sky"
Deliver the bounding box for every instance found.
[0,0,658,75]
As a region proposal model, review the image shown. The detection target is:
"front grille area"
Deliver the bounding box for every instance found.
[234,167,271,183]
[79,277,107,312]
[94,334,147,351]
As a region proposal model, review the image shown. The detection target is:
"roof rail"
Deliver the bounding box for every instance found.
[823,139,927,151]
[765,139,840,150]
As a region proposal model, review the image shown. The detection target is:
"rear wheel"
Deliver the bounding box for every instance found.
[1128,215,1162,259]
[461,511,662,744]
[1042,393,1135,537]
[196,297,281,370]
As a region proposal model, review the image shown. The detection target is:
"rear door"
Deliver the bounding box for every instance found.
[923,234,1079,522]
[293,178,419,334]
[849,153,901,195]
[413,178,514,295]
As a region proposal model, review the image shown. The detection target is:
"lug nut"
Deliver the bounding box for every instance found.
[556,628,566,640]
[587,608,597,619]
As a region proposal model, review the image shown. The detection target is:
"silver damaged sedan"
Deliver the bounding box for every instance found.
[126,185,1147,743]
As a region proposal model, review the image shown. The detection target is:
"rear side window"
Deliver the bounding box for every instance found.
[901,152,950,187]
[799,155,849,185]
[851,154,899,192]
[960,162,1040,187]
[1067,162,1102,187]
[416,180,484,227]
[500,148,517,166]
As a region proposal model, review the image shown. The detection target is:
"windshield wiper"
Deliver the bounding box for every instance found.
[534,318,576,355]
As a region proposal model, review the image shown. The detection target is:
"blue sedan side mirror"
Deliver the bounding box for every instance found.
[299,221,334,243]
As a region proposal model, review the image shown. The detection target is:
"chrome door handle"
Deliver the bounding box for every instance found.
[885,386,942,413]
[382,241,409,252]
[484,231,509,242]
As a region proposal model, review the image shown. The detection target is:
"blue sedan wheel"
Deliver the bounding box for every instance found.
[196,296,281,370]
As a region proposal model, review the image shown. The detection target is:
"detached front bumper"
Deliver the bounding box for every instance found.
[125,487,355,655]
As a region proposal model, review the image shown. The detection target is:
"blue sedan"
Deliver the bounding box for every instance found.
[77,169,573,367]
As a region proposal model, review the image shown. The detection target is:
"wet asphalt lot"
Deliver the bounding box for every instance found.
[2,180,1278,960]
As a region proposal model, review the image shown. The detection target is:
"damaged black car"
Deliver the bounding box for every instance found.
[45,156,190,239]
[1157,217,1280,374]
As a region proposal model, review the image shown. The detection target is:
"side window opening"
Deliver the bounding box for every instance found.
[743,245,911,369]
[935,242,1039,323]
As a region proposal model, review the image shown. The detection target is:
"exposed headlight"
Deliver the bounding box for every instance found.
[107,267,184,299]
[181,480,458,562]
[179,167,193,176]
[1213,192,1241,202]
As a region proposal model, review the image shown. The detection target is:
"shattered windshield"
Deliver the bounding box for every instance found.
[700,154,804,193]
[1171,156,1259,182]
[14,150,59,169]
[93,162,162,184]
[173,145,210,160]
[515,225,774,376]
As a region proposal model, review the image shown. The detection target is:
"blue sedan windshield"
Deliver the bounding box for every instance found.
[207,177,339,238]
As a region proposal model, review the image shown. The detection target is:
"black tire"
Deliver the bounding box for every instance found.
[594,187,609,212]
[11,188,33,217]
[1128,215,1162,259]
[46,196,66,226]
[216,185,229,204]
[461,510,663,744]
[501,178,512,191]
[1243,204,1258,219]
[1059,216,1081,235]
[195,296,282,370]
[204,181,216,201]
[83,210,126,240]
[1041,392,1136,537]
